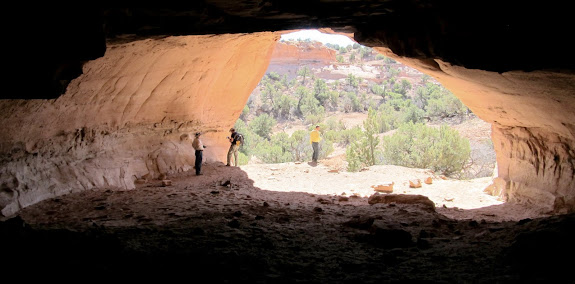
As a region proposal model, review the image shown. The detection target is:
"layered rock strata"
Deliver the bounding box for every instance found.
[1,28,574,217]
[0,33,279,216]
[376,51,575,214]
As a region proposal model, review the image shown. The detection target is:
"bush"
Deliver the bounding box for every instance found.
[253,139,292,163]
[248,113,277,139]
[325,117,346,131]
[289,130,312,162]
[346,133,381,172]
[237,152,250,166]
[336,126,363,146]
[345,110,381,172]
[461,139,496,179]
[250,129,333,163]
[382,122,471,176]
[420,84,470,119]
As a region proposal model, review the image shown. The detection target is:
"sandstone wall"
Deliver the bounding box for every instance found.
[271,41,336,64]
[0,33,279,217]
[1,32,573,217]
[374,47,575,213]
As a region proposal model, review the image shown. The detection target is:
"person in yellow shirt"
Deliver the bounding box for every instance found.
[310,125,322,163]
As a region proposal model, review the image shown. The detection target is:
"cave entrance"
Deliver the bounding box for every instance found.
[234,29,499,212]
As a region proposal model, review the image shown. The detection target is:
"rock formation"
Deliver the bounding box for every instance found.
[270,41,336,64]
[1,4,574,216]
[0,33,279,216]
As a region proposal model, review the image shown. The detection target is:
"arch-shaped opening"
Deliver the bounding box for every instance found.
[1,23,574,282]
[236,29,506,217]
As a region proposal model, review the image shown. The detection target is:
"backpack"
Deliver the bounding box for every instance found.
[235,133,244,146]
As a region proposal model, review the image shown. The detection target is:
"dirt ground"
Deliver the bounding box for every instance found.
[3,160,574,283]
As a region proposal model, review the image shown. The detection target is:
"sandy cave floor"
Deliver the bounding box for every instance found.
[2,162,574,283]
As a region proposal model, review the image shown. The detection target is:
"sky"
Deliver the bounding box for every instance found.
[280,30,356,47]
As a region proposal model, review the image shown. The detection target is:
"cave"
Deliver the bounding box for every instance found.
[1,4,574,283]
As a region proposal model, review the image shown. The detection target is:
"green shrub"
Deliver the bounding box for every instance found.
[345,110,381,172]
[325,117,346,131]
[248,113,277,139]
[400,104,425,124]
[253,138,292,163]
[337,126,363,146]
[382,122,471,176]
[237,152,250,166]
[288,130,312,162]
[234,119,265,158]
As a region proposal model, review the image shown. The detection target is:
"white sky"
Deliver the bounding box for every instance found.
[280,30,356,47]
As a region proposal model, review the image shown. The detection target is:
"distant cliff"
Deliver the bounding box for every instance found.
[271,41,336,64]
[266,41,337,78]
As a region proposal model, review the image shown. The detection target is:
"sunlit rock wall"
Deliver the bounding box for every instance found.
[271,41,336,64]
[0,33,279,217]
[374,48,575,214]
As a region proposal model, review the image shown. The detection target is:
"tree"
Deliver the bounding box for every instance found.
[248,113,277,139]
[346,74,359,88]
[346,110,380,172]
[297,66,311,84]
[370,83,386,97]
[417,83,469,119]
[342,92,361,113]
[363,108,380,165]
[239,104,250,121]
[392,79,412,96]
[275,94,295,120]
[349,53,356,63]
[313,79,329,106]
[288,130,311,162]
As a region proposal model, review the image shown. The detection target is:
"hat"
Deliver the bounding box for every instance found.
[195,132,201,137]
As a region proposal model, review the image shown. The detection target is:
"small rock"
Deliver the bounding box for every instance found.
[409,179,422,188]
[368,193,435,212]
[338,196,349,202]
[161,180,172,186]
[371,182,394,193]
[317,198,333,204]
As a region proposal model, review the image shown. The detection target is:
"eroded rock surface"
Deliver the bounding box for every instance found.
[0,33,279,216]
[1,4,574,216]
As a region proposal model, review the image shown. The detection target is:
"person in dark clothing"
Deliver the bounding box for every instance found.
[192,132,206,175]
[226,128,240,166]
